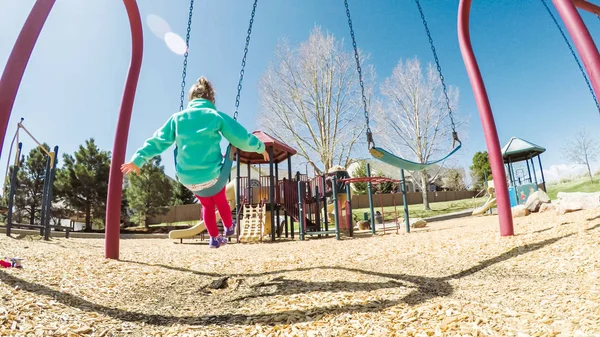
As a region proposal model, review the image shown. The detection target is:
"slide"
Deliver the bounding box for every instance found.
[168,217,209,239]
[472,185,496,216]
[168,181,236,240]
[325,193,348,226]
[471,197,497,216]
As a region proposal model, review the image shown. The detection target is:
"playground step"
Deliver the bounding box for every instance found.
[423,209,475,223]
[304,230,337,236]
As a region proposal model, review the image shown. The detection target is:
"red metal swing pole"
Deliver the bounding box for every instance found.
[553,0,600,99]
[457,0,514,236]
[0,0,56,159]
[105,0,144,260]
[572,0,600,15]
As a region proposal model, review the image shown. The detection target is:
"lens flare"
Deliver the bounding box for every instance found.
[146,14,171,39]
[164,32,187,55]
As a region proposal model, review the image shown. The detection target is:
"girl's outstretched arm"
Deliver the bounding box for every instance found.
[129,116,176,168]
[218,112,265,154]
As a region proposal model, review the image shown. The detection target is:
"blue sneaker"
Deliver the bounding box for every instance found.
[224,222,236,237]
[209,235,227,249]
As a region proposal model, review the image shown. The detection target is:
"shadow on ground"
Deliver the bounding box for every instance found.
[1,223,598,327]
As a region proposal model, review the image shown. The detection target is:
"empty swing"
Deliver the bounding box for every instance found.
[344,0,461,171]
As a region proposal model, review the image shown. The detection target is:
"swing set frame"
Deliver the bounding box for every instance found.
[1,119,65,240]
[1,0,600,258]
[458,0,600,236]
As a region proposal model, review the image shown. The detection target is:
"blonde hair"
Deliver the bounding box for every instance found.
[188,77,215,103]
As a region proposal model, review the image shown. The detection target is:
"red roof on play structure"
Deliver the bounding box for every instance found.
[235,130,297,165]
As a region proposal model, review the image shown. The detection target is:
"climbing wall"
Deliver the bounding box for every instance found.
[239,203,266,243]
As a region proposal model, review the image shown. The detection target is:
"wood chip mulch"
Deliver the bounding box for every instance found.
[1,209,600,336]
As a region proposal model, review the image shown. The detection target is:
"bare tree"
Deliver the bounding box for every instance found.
[563,129,598,182]
[441,168,466,191]
[372,57,461,210]
[258,26,374,174]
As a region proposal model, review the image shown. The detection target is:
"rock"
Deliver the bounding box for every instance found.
[525,190,551,213]
[328,165,347,173]
[555,192,600,214]
[374,211,384,224]
[512,205,530,217]
[356,220,371,230]
[410,218,427,228]
[539,203,556,213]
[206,276,229,289]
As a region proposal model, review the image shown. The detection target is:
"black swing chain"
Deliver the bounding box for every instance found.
[179,0,195,112]
[540,0,600,114]
[344,0,373,147]
[415,0,459,143]
[233,0,259,122]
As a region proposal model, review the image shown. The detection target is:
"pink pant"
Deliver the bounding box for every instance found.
[195,187,233,237]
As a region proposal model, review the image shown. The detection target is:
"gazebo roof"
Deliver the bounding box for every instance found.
[235,131,297,165]
[501,137,546,163]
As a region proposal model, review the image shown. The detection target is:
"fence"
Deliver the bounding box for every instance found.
[350,190,479,209]
[147,204,201,225]
[148,190,479,224]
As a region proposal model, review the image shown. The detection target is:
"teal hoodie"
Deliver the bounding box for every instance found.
[130,98,265,185]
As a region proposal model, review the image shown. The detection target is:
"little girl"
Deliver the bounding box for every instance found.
[121,77,268,248]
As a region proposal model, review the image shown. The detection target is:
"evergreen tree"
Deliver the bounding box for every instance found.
[469,151,492,189]
[351,160,396,194]
[351,160,370,195]
[172,182,197,205]
[15,145,50,225]
[126,156,174,227]
[55,139,110,231]
[376,178,396,194]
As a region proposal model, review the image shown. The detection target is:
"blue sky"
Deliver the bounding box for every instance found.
[1,0,599,184]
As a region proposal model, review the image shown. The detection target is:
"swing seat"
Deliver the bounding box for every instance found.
[174,145,234,198]
[369,143,461,171]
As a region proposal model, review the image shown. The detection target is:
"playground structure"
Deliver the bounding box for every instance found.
[232,132,406,242]
[1,0,599,259]
[167,131,411,243]
[0,119,68,239]
[501,137,548,207]
[162,131,413,243]
[472,137,548,216]
[167,179,273,243]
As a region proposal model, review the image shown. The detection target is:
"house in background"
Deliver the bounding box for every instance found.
[227,157,467,195]
[347,160,466,193]
[230,163,289,189]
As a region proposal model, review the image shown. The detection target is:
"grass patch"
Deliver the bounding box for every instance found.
[149,221,197,228]
[145,197,488,231]
[352,197,487,221]
[126,178,600,233]
[124,221,196,233]
[546,178,600,199]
